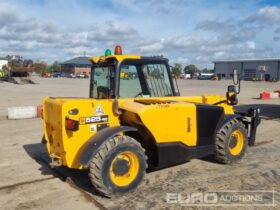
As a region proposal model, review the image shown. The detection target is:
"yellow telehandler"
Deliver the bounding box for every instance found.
[42,45,260,196]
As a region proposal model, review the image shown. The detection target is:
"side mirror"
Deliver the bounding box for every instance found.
[233,69,239,85]
[232,69,241,94]
[226,85,238,105]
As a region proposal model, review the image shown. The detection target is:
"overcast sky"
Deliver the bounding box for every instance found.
[0,0,280,68]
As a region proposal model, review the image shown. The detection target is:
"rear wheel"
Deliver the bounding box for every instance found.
[214,119,248,164]
[89,135,147,196]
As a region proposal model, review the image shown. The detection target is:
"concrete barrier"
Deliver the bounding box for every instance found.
[270,92,279,99]
[8,106,37,119]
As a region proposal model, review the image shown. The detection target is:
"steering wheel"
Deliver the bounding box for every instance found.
[134,92,143,98]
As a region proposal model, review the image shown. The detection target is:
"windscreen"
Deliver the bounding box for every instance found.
[119,65,142,98]
[119,63,173,98]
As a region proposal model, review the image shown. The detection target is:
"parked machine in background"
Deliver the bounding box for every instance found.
[1,56,35,84]
[197,73,214,80]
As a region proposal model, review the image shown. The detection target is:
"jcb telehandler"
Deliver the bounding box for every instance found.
[43,45,260,196]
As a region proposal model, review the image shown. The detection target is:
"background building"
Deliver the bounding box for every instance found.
[61,56,91,76]
[213,59,280,81]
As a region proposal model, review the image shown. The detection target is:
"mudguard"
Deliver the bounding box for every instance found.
[217,114,245,131]
[79,126,137,167]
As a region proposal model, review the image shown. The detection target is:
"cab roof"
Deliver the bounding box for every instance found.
[90,55,140,64]
[90,54,168,64]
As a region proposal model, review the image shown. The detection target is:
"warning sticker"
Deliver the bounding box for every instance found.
[95,104,104,115]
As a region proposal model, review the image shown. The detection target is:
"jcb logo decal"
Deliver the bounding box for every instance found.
[79,118,86,124]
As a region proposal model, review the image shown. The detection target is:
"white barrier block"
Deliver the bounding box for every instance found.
[270,92,279,99]
[8,106,37,119]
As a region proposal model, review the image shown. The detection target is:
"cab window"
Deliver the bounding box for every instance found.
[119,65,142,98]
[91,66,112,99]
[142,64,173,97]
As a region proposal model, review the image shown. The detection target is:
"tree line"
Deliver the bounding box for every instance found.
[172,63,213,77]
[33,61,61,75]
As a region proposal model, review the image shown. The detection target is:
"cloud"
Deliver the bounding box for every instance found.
[0,5,61,43]
[87,22,139,43]
[246,6,280,24]
[165,35,201,50]
[138,35,203,54]
[195,19,236,32]
[275,27,280,34]
[0,1,279,68]
[274,36,280,42]
[0,2,140,61]
[139,41,164,53]
[170,56,189,66]
[137,31,257,61]
[246,41,256,49]
[111,0,181,13]
[0,3,21,28]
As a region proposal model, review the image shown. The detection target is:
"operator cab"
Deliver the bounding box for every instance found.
[89,46,178,99]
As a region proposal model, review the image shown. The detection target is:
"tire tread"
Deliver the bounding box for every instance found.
[214,119,247,164]
[89,135,147,196]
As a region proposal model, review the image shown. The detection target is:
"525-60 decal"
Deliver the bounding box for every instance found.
[79,115,108,124]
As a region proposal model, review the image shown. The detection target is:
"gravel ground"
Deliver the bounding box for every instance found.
[0,77,279,210]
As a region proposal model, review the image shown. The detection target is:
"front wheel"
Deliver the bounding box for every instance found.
[214,119,248,164]
[89,135,147,196]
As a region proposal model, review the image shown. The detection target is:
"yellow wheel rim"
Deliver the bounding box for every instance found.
[110,151,139,187]
[228,130,244,155]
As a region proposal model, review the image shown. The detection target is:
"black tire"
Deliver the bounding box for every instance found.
[214,118,248,164]
[89,135,147,196]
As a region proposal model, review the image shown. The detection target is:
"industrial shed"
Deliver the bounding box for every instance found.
[61,56,91,76]
[213,59,280,81]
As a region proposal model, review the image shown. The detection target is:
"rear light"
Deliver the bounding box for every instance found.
[65,118,79,131]
[37,105,43,119]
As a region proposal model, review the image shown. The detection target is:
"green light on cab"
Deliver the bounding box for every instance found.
[105,49,112,56]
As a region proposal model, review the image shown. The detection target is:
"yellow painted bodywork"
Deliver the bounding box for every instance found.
[43,98,120,169]
[43,94,234,169]
[120,100,197,146]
